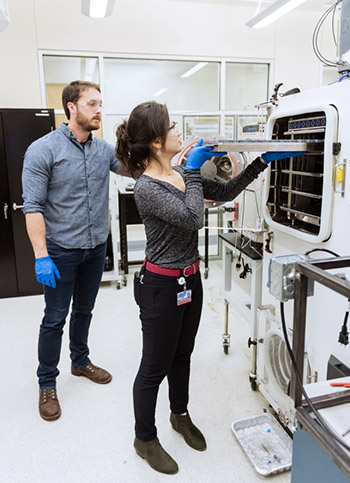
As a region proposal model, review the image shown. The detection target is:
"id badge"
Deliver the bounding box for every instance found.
[177,289,192,306]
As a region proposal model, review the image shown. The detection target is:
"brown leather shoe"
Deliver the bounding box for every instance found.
[39,389,61,421]
[71,363,112,384]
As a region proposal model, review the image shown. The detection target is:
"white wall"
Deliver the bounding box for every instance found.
[0,0,333,108]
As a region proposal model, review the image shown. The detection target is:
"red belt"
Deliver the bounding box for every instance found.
[144,259,200,277]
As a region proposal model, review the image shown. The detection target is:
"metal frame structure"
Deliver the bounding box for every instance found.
[292,256,350,476]
[220,231,264,382]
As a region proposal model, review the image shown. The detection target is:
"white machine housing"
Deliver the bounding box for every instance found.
[256,80,350,426]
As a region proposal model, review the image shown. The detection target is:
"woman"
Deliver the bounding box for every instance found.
[116,101,297,475]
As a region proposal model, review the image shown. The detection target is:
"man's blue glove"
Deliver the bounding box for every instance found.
[35,256,61,288]
[261,151,306,164]
[184,139,227,170]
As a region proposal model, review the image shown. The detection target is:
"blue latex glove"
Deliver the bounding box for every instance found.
[261,151,306,164]
[184,139,227,170]
[35,256,61,288]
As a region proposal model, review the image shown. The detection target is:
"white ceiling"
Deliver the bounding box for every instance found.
[159,0,331,11]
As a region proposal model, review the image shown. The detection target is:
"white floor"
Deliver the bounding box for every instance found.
[0,260,291,483]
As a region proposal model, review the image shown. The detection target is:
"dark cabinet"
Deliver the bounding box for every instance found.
[118,188,143,275]
[0,108,55,298]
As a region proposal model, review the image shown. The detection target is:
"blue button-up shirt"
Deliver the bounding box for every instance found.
[22,123,120,249]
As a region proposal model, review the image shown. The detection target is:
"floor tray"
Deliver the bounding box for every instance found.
[231,413,292,476]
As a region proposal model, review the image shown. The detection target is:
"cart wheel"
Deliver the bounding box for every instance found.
[123,276,127,287]
[116,281,121,290]
[204,269,209,280]
[224,345,229,355]
[250,378,257,391]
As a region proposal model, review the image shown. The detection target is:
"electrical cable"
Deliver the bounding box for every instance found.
[332,0,338,46]
[338,73,350,82]
[312,0,341,67]
[312,1,339,66]
[338,300,350,346]
[304,247,340,258]
[280,302,350,452]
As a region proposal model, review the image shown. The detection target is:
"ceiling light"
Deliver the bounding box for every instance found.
[181,62,208,78]
[153,88,169,97]
[0,0,10,31]
[81,0,115,18]
[246,0,307,28]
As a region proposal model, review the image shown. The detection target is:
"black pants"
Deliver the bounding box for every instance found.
[133,268,203,441]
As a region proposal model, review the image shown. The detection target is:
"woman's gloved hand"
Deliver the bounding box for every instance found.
[184,139,227,170]
[35,256,61,288]
[260,151,305,164]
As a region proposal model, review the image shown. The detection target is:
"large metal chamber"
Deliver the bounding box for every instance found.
[257,81,350,425]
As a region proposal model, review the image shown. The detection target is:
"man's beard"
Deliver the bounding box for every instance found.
[76,111,100,131]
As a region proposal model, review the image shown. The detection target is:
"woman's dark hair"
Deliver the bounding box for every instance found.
[115,101,169,179]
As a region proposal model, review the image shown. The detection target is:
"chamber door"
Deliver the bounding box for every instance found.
[263,104,338,243]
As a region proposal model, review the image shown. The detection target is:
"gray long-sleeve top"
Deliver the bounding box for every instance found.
[22,123,120,249]
[134,157,267,268]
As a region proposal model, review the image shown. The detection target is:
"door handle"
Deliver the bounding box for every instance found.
[3,203,8,219]
[12,202,24,211]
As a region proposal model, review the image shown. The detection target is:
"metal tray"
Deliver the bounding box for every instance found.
[204,139,323,152]
[231,413,292,476]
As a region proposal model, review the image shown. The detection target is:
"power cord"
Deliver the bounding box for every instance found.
[338,300,350,346]
[304,248,340,257]
[280,302,350,452]
[304,248,349,346]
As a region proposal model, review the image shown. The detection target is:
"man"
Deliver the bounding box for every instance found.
[22,80,120,421]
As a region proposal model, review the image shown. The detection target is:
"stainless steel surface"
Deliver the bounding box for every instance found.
[269,254,314,303]
[12,202,24,211]
[204,139,323,152]
[281,188,322,199]
[281,169,323,178]
[279,205,321,225]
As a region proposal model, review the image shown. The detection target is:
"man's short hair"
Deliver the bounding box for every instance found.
[62,80,101,119]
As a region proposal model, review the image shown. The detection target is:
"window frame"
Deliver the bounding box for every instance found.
[38,50,274,139]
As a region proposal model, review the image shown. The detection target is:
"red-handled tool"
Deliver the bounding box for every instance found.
[330,382,350,387]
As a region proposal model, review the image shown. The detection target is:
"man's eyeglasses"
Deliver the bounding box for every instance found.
[168,121,178,131]
[75,100,103,109]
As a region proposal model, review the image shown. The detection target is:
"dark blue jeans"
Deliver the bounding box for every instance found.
[37,240,107,389]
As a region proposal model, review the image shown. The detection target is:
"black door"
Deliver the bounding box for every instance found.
[0,113,17,298]
[0,109,55,297]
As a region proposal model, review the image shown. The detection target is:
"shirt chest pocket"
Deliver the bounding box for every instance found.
[89,156,110,179]
[51,159,85,185]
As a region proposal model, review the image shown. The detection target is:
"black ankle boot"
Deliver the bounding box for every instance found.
[134,436,179,474]
[170,411,207,451]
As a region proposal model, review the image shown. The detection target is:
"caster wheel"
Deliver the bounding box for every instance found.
[123,277,127,287]
[204,271,208,280]
[116,282,121,290]
[250,378,257,391]
[224,345,229,355]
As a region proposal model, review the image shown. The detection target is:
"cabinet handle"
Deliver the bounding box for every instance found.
[3,203,8,219]
[12,202,24,211]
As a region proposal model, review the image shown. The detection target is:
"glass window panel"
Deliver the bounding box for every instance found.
[224,116,235,138]
[43,55,100,110]
[225,63,269,110]
[104,114,184,147]
[104,58,219,113]
[237,115,266,140]
[183,115,220,140]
